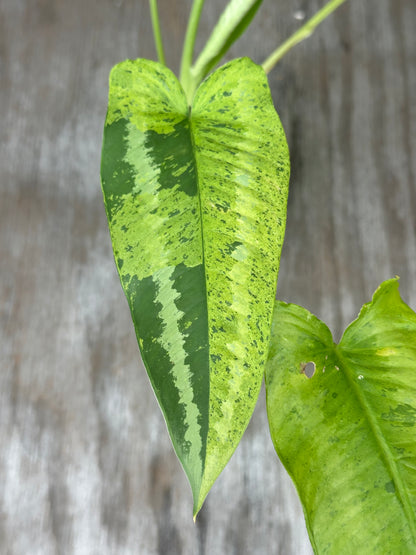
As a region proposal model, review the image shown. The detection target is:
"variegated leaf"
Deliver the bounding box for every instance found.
[100,57,289,515]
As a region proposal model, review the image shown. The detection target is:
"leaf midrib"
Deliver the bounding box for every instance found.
[335,345,416,541]
[187,105,210,489]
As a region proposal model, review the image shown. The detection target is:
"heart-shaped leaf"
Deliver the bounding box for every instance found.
[101,57,289,515]
[266,279,416,553]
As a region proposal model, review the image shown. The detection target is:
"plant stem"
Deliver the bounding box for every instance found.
[180,0,205,103]
[262,0,348,74]
[149,0,166,65]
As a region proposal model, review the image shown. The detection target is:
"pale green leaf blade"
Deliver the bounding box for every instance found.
[191,0,263,85]
[101,57,290,515]
[266,279,416,553]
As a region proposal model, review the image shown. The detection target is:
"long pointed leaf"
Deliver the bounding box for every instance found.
[101,57,289,514]
[266,279,416,553]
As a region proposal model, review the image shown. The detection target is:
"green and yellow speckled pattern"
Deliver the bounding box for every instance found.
[192,58,289,507]
[100,57,290,514]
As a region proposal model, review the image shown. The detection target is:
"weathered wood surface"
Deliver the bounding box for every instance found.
[1,0,415,553]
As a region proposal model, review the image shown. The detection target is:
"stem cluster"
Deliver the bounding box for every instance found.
[149,0,349,101]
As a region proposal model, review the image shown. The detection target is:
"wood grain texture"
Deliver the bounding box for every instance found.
[0,0,415,553]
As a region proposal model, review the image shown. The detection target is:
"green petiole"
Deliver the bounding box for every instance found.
[180,0,205,102]
[262,0,349,74]
[149,0,166,66]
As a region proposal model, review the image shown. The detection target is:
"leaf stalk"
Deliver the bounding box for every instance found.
[262,0,348,74]
[149,0,166,65]
[180,0,205,103]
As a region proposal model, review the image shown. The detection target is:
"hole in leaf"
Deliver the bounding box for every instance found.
[301,361,316,378]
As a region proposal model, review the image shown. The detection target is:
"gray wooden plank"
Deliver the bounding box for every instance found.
[0,0,415,553]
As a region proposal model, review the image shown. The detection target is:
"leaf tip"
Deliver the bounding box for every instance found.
[192,489,206,521]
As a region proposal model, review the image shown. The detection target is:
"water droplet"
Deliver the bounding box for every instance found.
[294,9,306,21]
